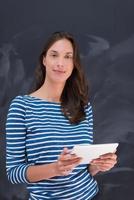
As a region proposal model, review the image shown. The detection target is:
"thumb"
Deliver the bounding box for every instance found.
[62,147,70,154]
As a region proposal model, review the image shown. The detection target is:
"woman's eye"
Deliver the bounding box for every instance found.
[51,54,57,57]
[65,55,73,59]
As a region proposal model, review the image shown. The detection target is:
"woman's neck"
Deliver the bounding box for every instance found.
[33,81,65,103]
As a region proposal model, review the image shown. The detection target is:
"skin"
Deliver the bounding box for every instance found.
[89,152,117,176]
[27,39,117,182]
[43,39,74,86]
[31,39,74,103]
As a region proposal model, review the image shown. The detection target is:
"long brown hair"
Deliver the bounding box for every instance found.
[34,31,89,124]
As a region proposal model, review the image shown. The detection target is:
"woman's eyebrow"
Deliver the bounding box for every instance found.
[66,52,73,55]
[49,50,58,53]
[49,50,73,54]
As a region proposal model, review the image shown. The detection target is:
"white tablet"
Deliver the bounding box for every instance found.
[71,143,119,164]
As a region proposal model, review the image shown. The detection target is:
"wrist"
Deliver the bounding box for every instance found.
[51,162,60,177]
[88,165,100,176]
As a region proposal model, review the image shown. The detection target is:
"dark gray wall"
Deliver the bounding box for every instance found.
[1,0,134,199]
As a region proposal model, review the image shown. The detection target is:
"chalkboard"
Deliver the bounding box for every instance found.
[1,0,134,199]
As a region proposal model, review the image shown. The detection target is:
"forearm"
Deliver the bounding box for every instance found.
[26,162,58,183]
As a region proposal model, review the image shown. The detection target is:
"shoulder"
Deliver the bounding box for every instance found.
[9,94,36,105]
[85,102,93,112]
[8,95,25,108]
[84,102,93,121]
[8,95,32,113]
[9,95,27,107]
[7,96,27,118]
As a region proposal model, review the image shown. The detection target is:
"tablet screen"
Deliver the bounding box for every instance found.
[71,143,119,164]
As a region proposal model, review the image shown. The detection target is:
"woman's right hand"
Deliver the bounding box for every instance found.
[54,147,82,176]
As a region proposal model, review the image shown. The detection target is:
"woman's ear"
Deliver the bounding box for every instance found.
[42,56,46,66]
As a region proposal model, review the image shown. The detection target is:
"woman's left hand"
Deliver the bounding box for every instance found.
[89,153,117,176]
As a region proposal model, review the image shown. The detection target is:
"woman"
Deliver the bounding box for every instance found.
[6,31,117,200]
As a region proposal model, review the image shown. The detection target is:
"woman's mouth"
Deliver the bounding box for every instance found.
[53,69,65,74]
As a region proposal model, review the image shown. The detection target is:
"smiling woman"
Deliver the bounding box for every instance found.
[42,39,74,84]
[6,31,117,200]
[32,31,89,124]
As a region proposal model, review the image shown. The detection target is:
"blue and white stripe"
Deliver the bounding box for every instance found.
[6,95,98,199]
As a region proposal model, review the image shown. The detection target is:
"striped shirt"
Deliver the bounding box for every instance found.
[6,95,98,200]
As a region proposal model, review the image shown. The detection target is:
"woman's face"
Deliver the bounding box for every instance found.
[43,39,74,85]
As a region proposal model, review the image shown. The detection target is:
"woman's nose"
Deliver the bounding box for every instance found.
[56,57,64,67]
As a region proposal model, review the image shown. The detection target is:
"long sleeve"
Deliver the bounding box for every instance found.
[6,95,98,198]
[86,102,94,144]
[6,96,31,184]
